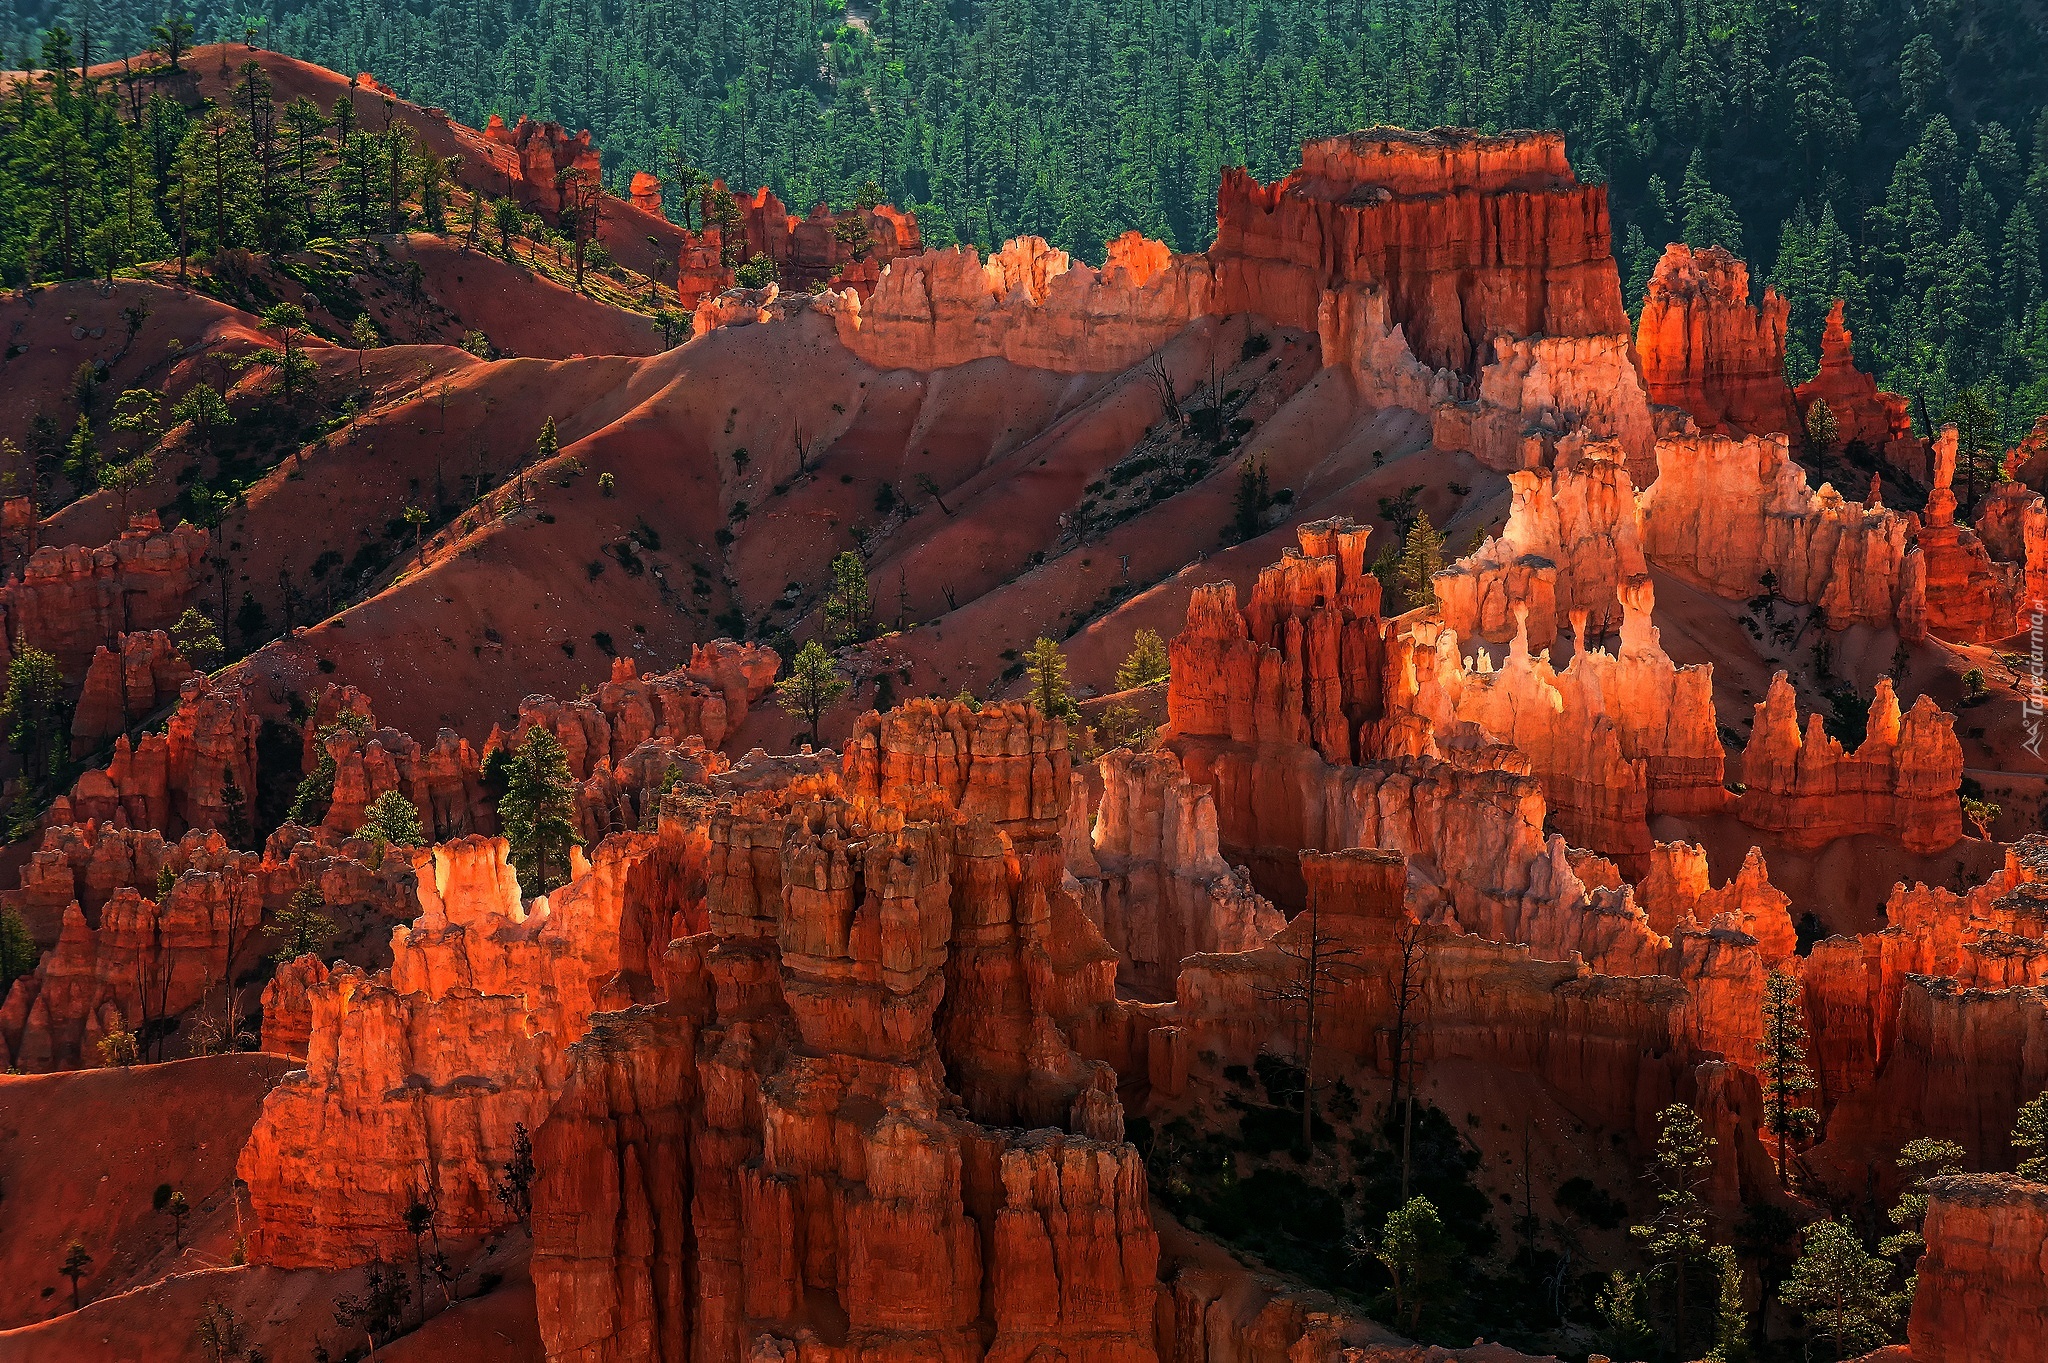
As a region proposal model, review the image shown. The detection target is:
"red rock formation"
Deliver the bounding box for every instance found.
[841,697,1074,840]
[2,820,174,944]
[532,719,1154,1363]
[69,630,193,757]
[627,171,661,215]
[257,952,329,1060]
[1635,842,1796,961]
[1640,431,1927,635]
[0,823,419,1070]
[1801,836,2048,1113]
[1902,1175,2048,1363]
[505,650,776,780]
[1635,243,1801,436]
[1083,747,1282,999]
[1919,426,2024,643]
[833,231,1213,373]
[54,673,259,838]
[480,114,602,216]
[1736,673,1962,853]
[2010,413,2048,493]
[1816,978,2048,1179]
[1208,130,1655,478]
[1212,129,1630,375]
[711,180,924,295]
[0,514,208,684]
[1433,333,1659,479]
[1435,445,1645,644]
[1794,300,1923,480]
[1166,848,1695,1144]
[1393,576,1724,862]
[238,830,682,1265]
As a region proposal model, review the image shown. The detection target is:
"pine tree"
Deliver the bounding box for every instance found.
[497,726,584,895]
[2014,1089,2048,1178]
[1396,514,1446,612]
[1757,967,1820,1184]
[268,882,335,963]
[61,1240,93,1310]
[1879,1137,1966,1280]
[1631,1103,1717,1358]
[1115,628,1169,691]
[1781,1220,1901,1358]
[1708,1243,1751,1363]
[0,905,38,995]
[1595,1271,1656,1360]
[1368,1196,1458,1334]
[823,550,872,644]
[1679,149,1744,254]
[361,789,425,847]
[219,764,250,847]
[3,646,65,782]
[776,640,847,745]
[1024,636,1078,723]
[1232,456,1269,541]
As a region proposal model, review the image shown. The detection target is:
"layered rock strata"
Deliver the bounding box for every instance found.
[1635,243,1801,436]
[1082,748,1282,999]
[69,630,193,756]
[1434,445,1646,644]
[1735,673,1962,853]
[0,515,208,683]
[1640,431,1927,635]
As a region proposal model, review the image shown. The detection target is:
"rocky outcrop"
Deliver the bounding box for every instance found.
[1083,747,1282,999]
[1635,842,1796,961]
[1217,130,1653,478]
[1640,431,1927,635]
[69,630,193,756]
[0,824,418,1070]
[1919,427,2025,643]
[627,171,661,215]
[1166,848,1695,1144]
[1434,332,1660,479]
[52,673,260,838]
[1794,300,1924,480]
[1393,578,1725,862]
[237,831,681,1266]
[503,649,780,778]
[1212,129,1630,374]
[3,821,176,944]
[0,515,208,685]
[480,114,602,216]
[717,181,923,294]
[532,715,1154,1363]
[1736,673,1962,853]
[1435,445,1645,644]
[1801,837,2048,1112]
[833,231,1212,373]
[1635,243,1801,436]
[1902,1175,2048,1363]
[841,697,1074,841]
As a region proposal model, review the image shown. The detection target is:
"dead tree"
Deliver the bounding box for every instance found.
[1140,351,1180,424]
[1258,878,1367,1153]
[1387,917,1433,1199]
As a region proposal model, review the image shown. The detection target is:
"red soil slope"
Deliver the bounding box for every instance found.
[0,1055,291,1329]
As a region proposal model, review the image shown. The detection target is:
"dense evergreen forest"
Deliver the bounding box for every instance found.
[4,0,2048,443]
